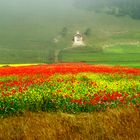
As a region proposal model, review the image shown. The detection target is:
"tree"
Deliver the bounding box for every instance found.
[60,27,68,37]
[84,28,92,37]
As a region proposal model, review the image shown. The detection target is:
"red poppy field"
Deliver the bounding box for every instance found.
[0,63,140,115]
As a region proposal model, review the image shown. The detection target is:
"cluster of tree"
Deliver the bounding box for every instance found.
[74,0,140,19]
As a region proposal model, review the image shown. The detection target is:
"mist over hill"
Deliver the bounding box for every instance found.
[74,0,140,19]
[0,0,140,66]
[0,0,75,15]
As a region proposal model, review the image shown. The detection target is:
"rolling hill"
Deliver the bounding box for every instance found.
[0,1,140,67]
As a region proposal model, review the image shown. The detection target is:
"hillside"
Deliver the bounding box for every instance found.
[0,1,140,67]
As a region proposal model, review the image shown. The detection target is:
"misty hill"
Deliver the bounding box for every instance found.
[0,0,140,67]
[75,0,140,19]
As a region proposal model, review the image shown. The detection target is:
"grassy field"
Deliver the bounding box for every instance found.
[0,5,140,66]
[1,108,140,140]
[61,44,140,68]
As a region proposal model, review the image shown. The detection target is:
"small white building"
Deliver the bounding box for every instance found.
[73,31,85,46]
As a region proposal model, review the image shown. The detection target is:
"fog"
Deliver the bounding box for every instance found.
[0,0,140,64]
[0,0,140,19]
[0,0,75,16]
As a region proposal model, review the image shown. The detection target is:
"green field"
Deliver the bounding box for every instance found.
[0,3,140,67]
[61,45,140,68]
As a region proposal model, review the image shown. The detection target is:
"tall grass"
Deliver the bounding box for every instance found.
[0,107,140,140]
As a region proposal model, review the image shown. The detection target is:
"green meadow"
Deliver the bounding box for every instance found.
[0,5,140,67]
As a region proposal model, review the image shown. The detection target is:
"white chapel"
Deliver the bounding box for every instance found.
[73,31,85,46]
